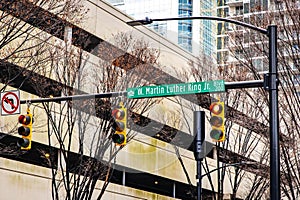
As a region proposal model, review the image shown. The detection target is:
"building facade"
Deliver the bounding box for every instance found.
[216,0,270,71]
[106,0,217,58]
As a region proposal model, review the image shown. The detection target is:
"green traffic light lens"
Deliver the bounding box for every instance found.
[210,129,223,140]
[112,134,125,144]
[17,138,30,148]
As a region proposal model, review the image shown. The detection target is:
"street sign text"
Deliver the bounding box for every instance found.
[127,80,225,99]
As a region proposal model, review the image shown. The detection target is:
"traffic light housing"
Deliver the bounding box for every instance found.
[111,102,127,146]
[209,101,225,142]
[17,108,33,150]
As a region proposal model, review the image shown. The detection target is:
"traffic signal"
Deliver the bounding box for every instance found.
[111,102,127,146]
[209,101,225,142]
[17,108,33,150]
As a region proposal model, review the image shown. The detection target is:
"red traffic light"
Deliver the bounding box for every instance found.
[209,103,223,115]
[18,115,31,125]
[112,109,125,120]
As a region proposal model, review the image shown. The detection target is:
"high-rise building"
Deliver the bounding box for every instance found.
[106,0,217,58]
[216,0,269,71]
[217,0,300,75]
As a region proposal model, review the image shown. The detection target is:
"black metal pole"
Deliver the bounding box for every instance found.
[20,91,127,104]
[197,157,202,200]
[194,111,205,200]
[268,25,280,200]
[217,143,221,200]
[127,16,268,35]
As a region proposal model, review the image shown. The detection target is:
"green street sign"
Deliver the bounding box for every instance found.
[127,80,225,99]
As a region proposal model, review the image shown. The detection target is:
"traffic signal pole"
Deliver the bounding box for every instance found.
[268,25,280,199]
[127,17,279,200]
[194,111,205,200]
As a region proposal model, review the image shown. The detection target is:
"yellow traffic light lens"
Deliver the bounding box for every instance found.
[18,126,30,136]
[209,103,223,115]
[210,116,223,127]
[113,121,125,131]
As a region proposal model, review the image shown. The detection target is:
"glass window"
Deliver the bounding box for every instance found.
[250,0,255,8]
[218,0,224,6]
[108,0,124,5]
[217,51,229,63]
[293,75,300,85]
[253,58,264,71]
[291,59,300,70]
[292,43,300,53]
[224,36,228,47]
[217,8,223,17]
[235,49,244,59]
[224,7,229,17]
[236,6,243,16]
[217,52,222,63]
[217,22,225,35]
[217,38,223,49]
[243,32,249,44]
[278,63,284,71]
[262,0,268,10]
[292,30,299,39]
[244,3,249,14]
[150,22,167,37]
[179,0,192,3]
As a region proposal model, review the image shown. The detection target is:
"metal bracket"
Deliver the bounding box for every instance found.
[26,100,31,110]
[263,73,270,90]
